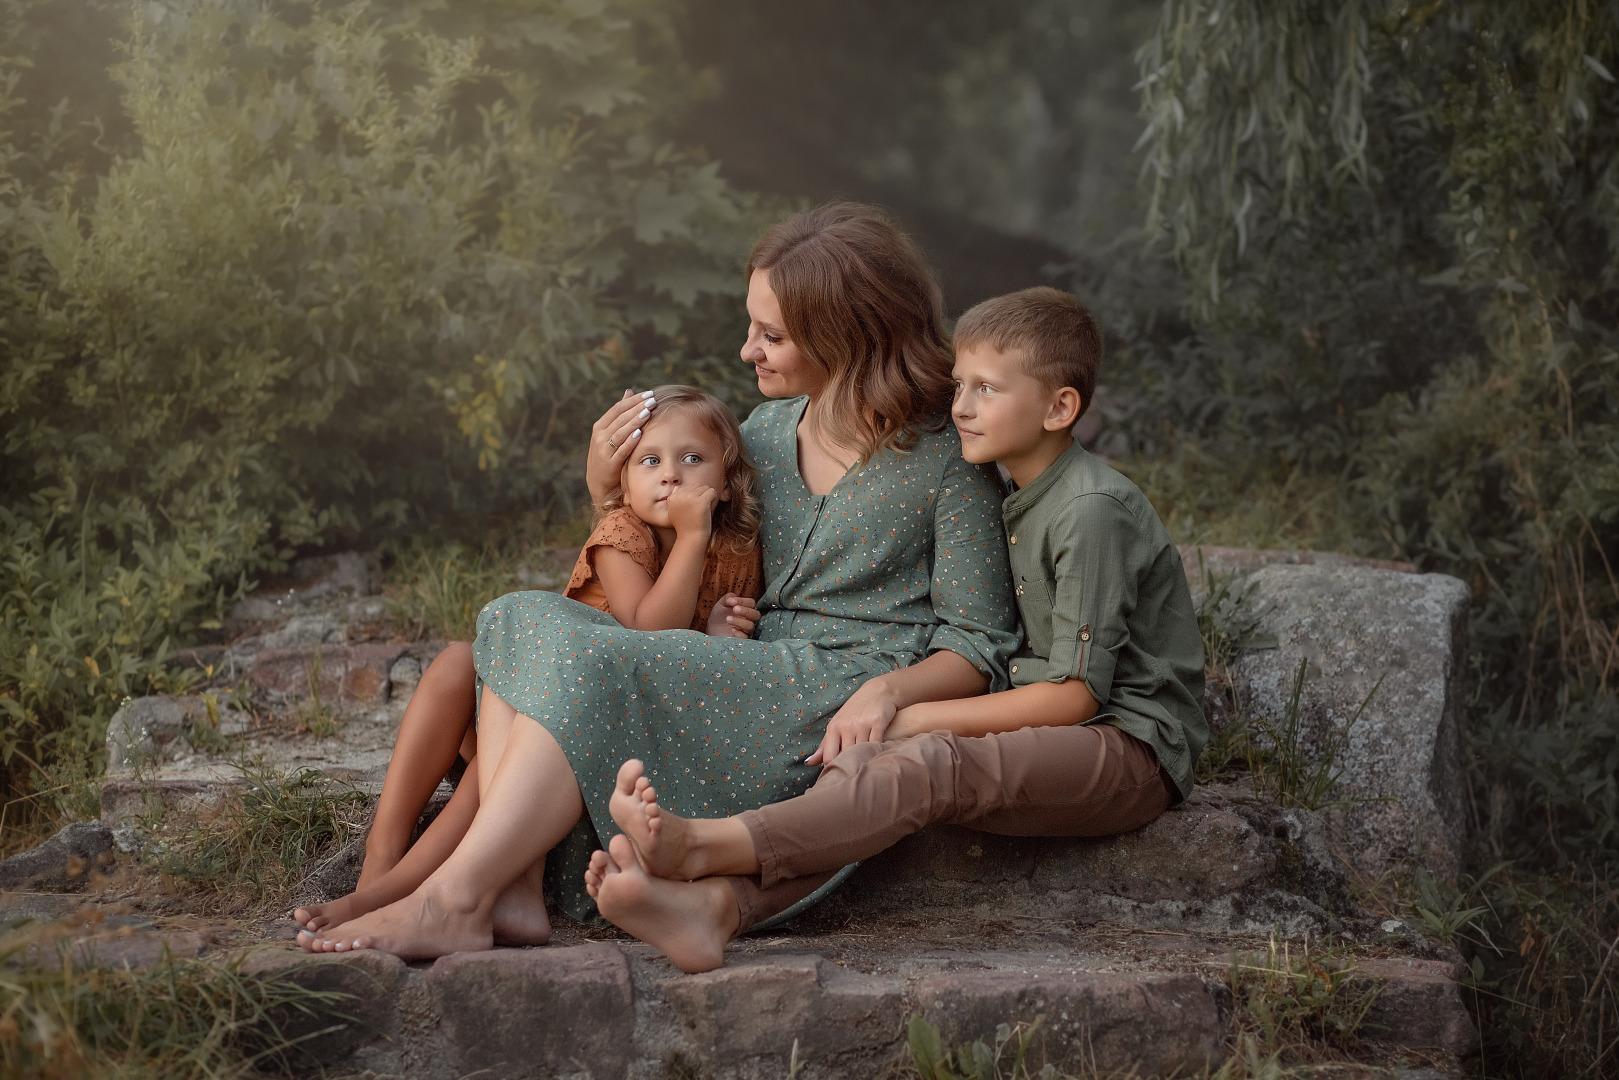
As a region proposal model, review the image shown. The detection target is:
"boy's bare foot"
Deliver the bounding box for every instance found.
[608,758,696,879]
[491,861,551,946]
[295,885,493,959]
[594,834,737,974]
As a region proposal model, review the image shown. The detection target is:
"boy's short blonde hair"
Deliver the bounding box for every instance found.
[953,287,1102,417]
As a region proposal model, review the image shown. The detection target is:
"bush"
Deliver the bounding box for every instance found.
[0,0,770,807]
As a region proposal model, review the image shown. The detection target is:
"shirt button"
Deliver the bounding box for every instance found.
[1009,535,1017,544]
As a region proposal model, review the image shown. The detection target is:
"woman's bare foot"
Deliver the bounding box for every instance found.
[491,860,551,946]
[593,834,737,974]
[295,884,494,959]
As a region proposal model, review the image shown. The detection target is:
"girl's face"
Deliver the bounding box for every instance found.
[620,409,731,530]
[741,269,824,400]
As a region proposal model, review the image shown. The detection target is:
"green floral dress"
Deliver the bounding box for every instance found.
[473,397,1019,920]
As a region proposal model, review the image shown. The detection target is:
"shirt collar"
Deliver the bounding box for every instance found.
[1002,438,1087,517]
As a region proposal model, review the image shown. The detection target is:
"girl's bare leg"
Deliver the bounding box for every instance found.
[299,694,579,959]
[363,642,477,884]
[293,643,477,929]
[295,766,479,931]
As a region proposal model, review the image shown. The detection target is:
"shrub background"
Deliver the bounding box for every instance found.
[0,0,769,805]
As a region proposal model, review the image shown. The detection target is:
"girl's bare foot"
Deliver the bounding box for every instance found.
[594,834,737,974]
[295,884,493,959]
[608,759,694,878]
[491,860,551,946]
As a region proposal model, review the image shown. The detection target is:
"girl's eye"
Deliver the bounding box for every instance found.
[980,384,996,395]
[639,455,659,466]
[682,453,703,465]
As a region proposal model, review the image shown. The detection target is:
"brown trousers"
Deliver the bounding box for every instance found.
[727,722,1175,930]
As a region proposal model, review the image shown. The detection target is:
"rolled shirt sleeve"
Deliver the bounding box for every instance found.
[1046,493,1141,706]
[924,451,1021,691]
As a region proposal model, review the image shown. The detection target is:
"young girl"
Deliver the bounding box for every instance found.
[294,385,762,938]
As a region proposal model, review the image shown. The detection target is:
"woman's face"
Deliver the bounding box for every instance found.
[741,269,823,399]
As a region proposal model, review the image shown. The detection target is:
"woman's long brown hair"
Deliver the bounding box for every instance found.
[747,203,954,462]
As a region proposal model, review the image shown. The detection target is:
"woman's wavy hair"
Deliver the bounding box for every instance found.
[747,203,954,462]
[595,385,760,556]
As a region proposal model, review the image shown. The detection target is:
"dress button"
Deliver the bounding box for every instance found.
[1079,628,1091,642]
[1011,664,1019,674]
[1016,586,1024,596]
[1009,535,1017,545]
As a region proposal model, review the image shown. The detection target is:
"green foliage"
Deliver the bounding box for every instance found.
[152,762,369,908]
[0,0,769,811]
[907,1015,1050,1080]
[0,931,356,1079]
[384,537,532,641]
[1228,936,1382,1055]
[1130,3,1619,1072]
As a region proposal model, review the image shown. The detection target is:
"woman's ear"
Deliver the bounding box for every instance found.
[1043,387,1083,431]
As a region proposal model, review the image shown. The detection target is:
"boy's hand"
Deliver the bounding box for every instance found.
[706,594,761,638]
[666,485,719,537]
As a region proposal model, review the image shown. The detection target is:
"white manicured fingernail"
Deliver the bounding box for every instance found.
[631,428,641,438]
[641,389,654,398]
[638,408,649,419]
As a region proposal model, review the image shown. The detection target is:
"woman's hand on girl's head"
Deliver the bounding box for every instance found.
[806,677,901,765]
[706,594,761,638]
[587,389,657,504]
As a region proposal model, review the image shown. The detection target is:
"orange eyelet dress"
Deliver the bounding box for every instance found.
[563,507,762,632]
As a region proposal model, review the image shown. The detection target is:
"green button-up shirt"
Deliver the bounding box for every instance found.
[1001,441,1207,800]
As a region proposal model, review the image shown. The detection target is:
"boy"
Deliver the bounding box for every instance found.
[585,287,1207,973]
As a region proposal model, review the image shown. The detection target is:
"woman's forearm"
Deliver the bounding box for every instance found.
[890,677,1098,740]
[867,649,989,710]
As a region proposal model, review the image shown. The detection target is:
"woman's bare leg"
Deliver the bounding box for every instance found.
[293,643,477,929]
[298,698,581,959]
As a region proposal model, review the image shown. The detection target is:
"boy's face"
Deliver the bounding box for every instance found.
[951,345,1071,468]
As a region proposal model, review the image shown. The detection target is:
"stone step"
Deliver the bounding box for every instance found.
[1,891,1477,1079]
[242,931,1475,1079]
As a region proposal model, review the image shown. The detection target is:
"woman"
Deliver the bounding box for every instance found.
[298,204,1018,958]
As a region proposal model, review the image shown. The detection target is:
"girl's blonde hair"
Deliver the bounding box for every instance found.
[746,203,954,463]
[595,385,760,556]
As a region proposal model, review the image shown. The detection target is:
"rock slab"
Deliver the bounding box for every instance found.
[0,822,114,890]
[1227,563,1470,877]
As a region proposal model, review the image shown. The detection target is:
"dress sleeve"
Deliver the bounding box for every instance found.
[564,509,660,600]
[924,451,1021,691]
[1046,493,1140,705]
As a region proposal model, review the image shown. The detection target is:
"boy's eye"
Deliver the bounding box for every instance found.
[681,453,703,465]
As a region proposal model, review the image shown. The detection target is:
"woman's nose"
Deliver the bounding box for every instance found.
[740,331,763,363]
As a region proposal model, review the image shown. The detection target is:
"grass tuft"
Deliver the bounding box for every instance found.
[0,928,355,1080]
[150,761,369,911]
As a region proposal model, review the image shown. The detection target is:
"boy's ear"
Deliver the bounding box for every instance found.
[1043,388,1083,431]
